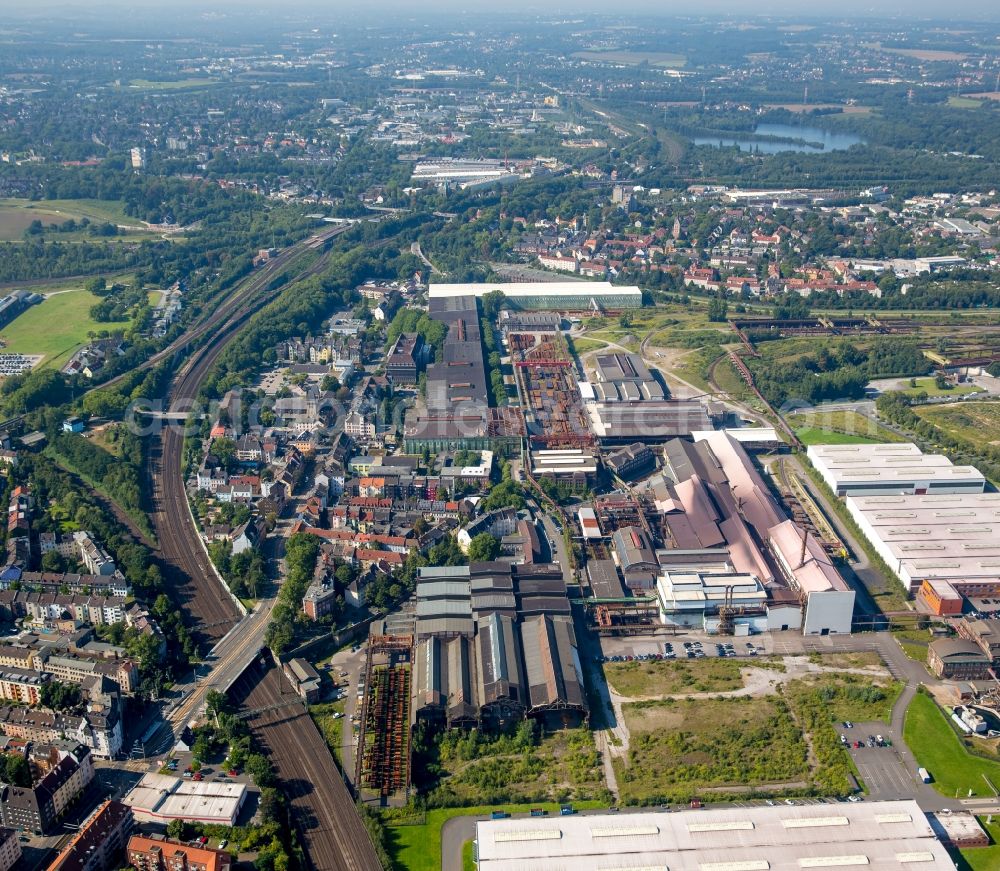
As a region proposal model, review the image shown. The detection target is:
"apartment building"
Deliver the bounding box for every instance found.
[128,837,232,871]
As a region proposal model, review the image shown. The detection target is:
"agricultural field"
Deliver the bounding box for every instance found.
[614,695,810,803]
[914,401,1000,446]
[904,691,1000,798]
[0,290,131,369]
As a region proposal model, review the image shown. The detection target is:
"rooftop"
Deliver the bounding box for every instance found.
[474,800,953,870]
[428,281,642,300]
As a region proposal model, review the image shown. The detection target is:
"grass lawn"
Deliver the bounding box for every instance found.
[384,800,604,871]
[569,337,608,354]
[901,377,982,398]
[461,840,475,871]
[604,657,746,697]
[614,696,810,803]
[582,329,640,351]
[0,290,130,369]
[892,628,933,663]
[795,427,884,445]
[788,409,904,443]
[948,96,984,109]
[904,692,1000,798]
[0,198,138,234]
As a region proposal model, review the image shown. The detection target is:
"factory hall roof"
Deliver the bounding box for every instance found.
[473,800,954,870]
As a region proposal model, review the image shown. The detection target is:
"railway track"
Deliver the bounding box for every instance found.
[229,659,383,871]
[148,225,349,645]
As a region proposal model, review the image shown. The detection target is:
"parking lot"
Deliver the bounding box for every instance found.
[596,631,769,663]
[842,719,923,800]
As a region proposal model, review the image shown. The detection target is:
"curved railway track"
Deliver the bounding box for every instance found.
[148,225,348,645]
[229,659,383,871]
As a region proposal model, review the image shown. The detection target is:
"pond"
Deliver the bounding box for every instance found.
[693,122,864,154]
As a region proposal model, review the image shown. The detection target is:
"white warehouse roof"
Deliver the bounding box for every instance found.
[847,492,1000,590]
[808,443,985,495]
[124,772,247,825]
[428,281,642,300]
[474,800,954,870]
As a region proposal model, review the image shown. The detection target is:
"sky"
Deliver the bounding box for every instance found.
[5,0,1000,19]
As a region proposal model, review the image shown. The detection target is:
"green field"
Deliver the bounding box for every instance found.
[957,816,1000,870]
[789,409,904,444]
[604,657,747,697]
[568,337,608,354]
[948,96,984,109]
[0,290,130,369]
[794,427,884,445]
[904,692,1000,798]
[0,198,141,242]
[901,376,982,398]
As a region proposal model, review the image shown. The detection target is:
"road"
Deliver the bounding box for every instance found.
[410,241,444,276]
[228,659,383,871]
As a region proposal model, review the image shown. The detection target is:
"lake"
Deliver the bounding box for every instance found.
[693,122,863,154]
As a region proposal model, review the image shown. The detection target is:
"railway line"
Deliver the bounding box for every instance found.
[148,224,349,645]
[102,225,348,393]
[228,659,383,871]
[138,220,386,870]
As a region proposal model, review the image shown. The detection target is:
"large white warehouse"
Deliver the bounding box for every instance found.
[474,799,955,870]
[846,492,1000,595]
[807,442,985,497]
[428,281,643,311]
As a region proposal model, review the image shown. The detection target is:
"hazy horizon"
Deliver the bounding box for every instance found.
[3,0,1000,23]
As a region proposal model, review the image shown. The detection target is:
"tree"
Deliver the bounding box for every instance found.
[1,753,31,787]
[246,753,276,788]
[468,532,500,562]
[206,690,230,719]
[41,550,67,573]
[40,681,82,711]
[708,297,729,322]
